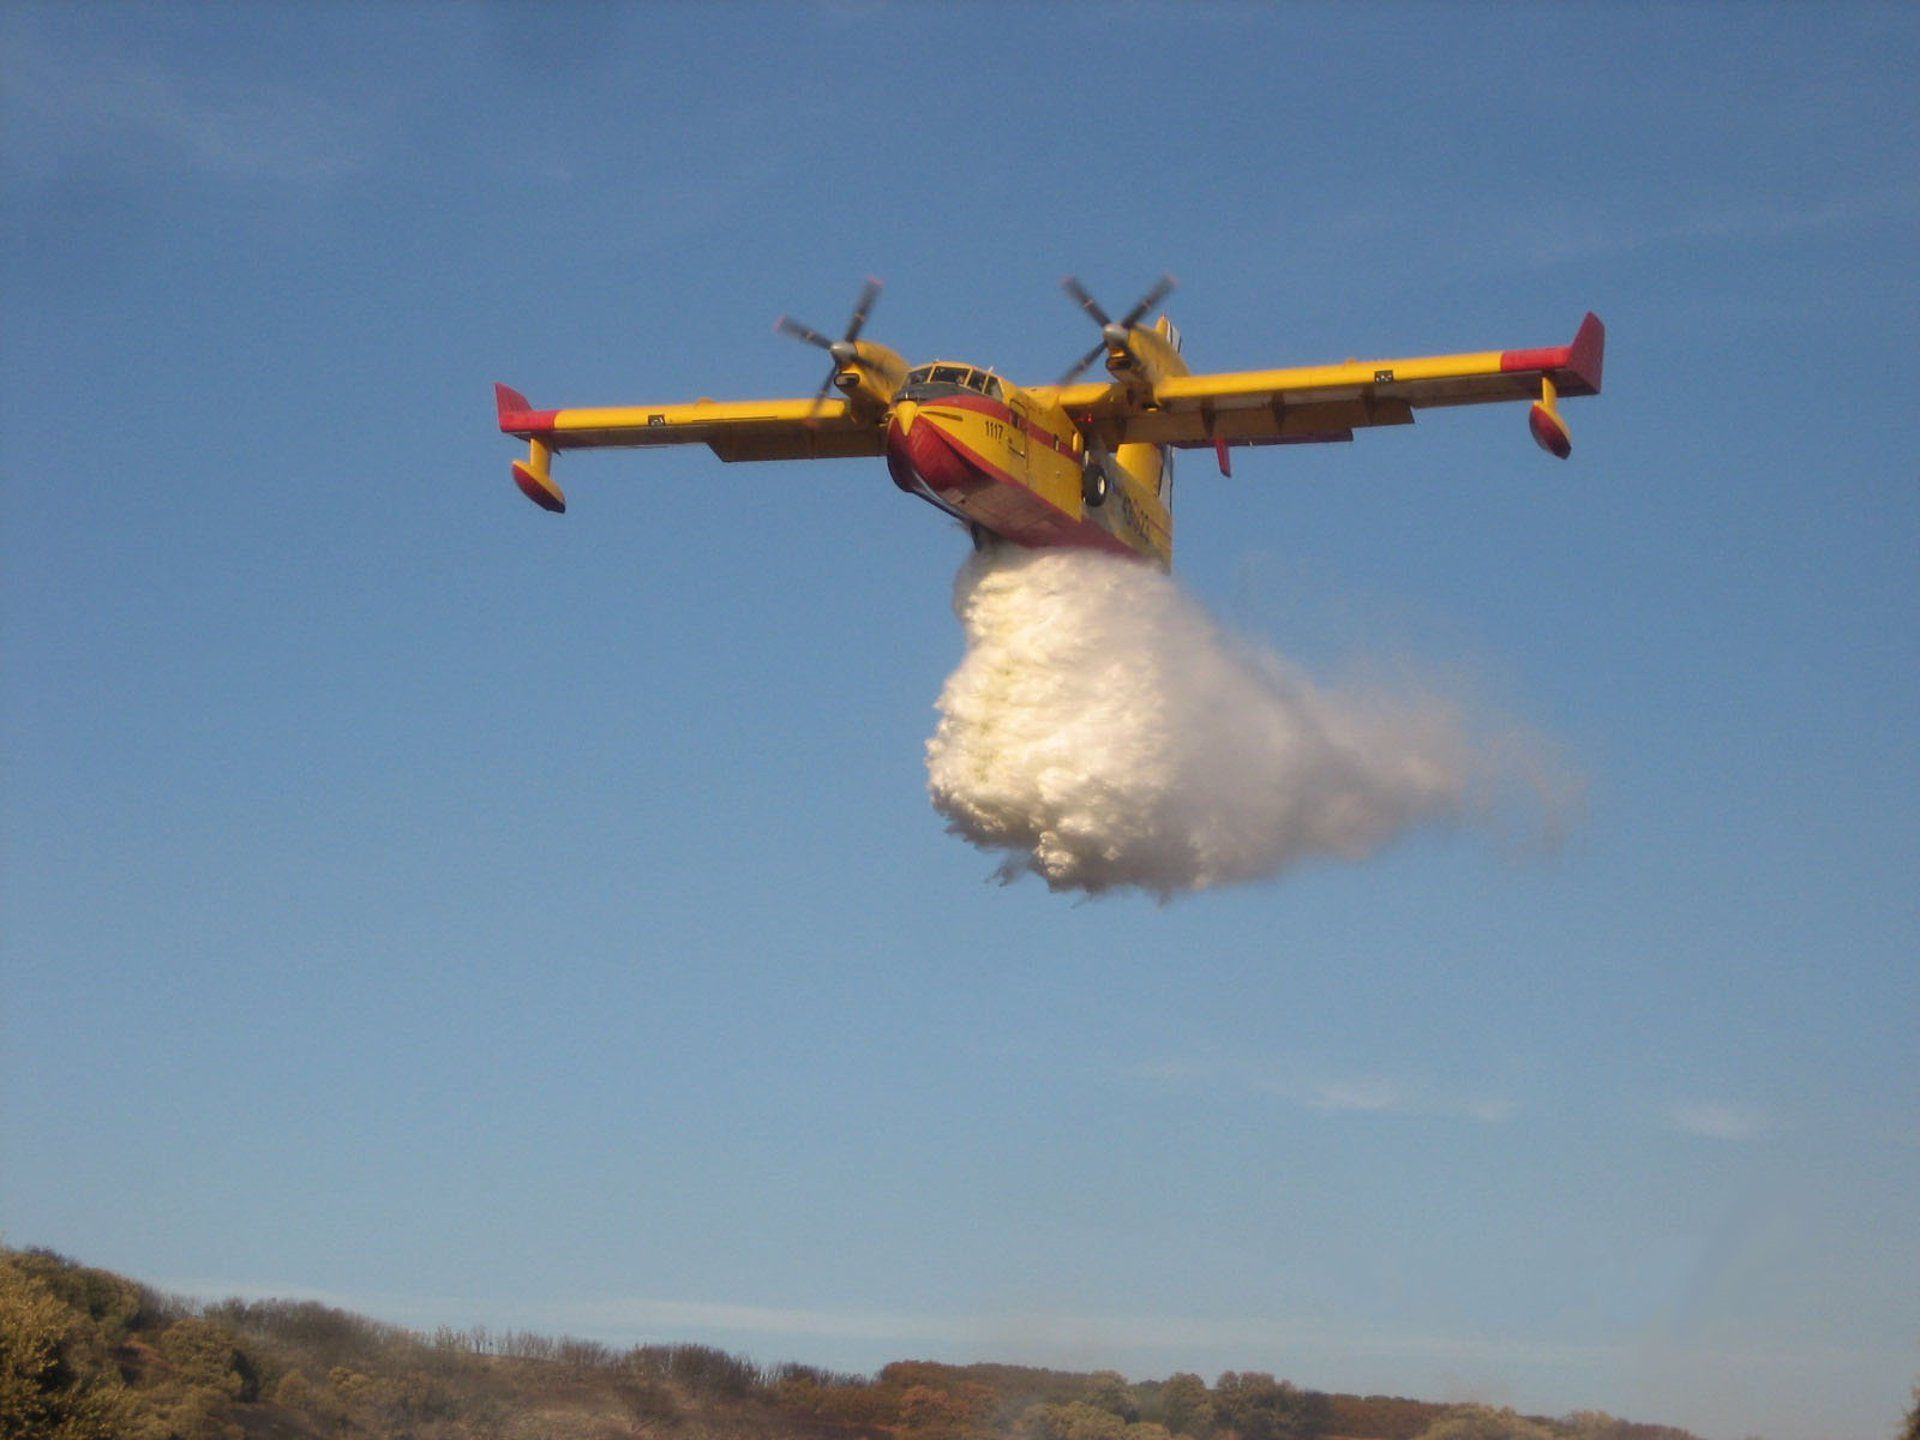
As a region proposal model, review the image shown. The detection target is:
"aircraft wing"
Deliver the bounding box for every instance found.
[494,383,887,510]
[496,385,886,461]
[1050,312,1605,459]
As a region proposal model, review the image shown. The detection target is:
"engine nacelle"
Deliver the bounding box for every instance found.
[833,340,909,415]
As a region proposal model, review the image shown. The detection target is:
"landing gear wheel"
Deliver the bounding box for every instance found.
[1083,464,1109,508]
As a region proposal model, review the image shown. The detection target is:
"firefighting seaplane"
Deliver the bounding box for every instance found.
[494,277,1603,567]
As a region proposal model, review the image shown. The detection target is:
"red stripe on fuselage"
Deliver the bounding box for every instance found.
[888,410,1134,558]
[921,392,1079,458]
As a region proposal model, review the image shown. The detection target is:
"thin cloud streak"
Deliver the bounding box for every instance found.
[163,1275,1624,1376]
[1288,1076,1517,1124]
[0,30,366,184]
[1143,1060,1792,1140]
[1665,1101,1768,1141]
[1305,179,1920,277]
[1131,1056,1516,1125]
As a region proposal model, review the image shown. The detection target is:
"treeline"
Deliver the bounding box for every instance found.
[2,1245,1710,1440]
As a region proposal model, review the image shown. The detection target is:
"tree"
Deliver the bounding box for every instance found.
[899,1380,998,1440]
[1161,1372,1214,1439]
[1025,1400,1133,1440]
[1900,1381,1920,1440]
[7,1249,165,1345]
[1412,1404,1563,1440]
[0,1256,129,1440]
[1213,1372,1328,1440]
[157,1318,255,1400]
[1086,1371,1141,1422]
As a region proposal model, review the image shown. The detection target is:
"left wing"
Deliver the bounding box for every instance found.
[495,384,886,511]
[1043,312,1604,465]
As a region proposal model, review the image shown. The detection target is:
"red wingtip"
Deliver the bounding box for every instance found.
[1566,312,1605,396]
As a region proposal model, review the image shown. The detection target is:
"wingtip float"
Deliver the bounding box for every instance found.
[1510,311,1604,460]
[493,285,1606,567]
[495,385,565,511]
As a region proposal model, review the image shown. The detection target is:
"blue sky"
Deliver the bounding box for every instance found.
[2,4,1915,1438]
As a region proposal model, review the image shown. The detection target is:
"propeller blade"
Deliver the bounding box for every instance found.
[1058,338,1108,386]
[1117,273,1176,330]
[1062,276,1112,328]
[1059,274,1173,380]
[843,278,882,342]
[807,367,838,419]
[776,315,835,350]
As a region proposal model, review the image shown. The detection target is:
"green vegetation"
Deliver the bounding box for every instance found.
[0,1246,1714,1440]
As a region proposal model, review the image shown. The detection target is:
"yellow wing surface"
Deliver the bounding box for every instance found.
[494,385,884,511]
[1038,312,1605,459]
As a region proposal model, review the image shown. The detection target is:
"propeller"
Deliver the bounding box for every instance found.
[1057,273,1176,384]
[776,278,883,413]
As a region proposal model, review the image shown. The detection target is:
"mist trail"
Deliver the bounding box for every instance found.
[926,547,1570,898]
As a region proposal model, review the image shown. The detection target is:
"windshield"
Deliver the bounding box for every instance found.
[902,364,1002,399]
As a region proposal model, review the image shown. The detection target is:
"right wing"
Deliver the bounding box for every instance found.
[1034,312,1604,461]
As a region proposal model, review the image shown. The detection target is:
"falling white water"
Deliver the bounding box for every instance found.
[927,547,1563,898]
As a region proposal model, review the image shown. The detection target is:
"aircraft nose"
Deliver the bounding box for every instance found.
[885,400,921,492]
[886,398,976,496]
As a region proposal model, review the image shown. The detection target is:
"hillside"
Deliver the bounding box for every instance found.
[0,1245,1704,1440]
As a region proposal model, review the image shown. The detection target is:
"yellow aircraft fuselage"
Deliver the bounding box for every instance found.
[883,333,1181,566]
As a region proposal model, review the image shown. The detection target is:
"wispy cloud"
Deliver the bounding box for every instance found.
[1297,178,1920,278]
[535,1297,952,1344]
[1291,1075,1517,1125]
[163,1275,1617,1375]
[1133,1057,1515,1125]
[1303,1076,1403,1112]
[1665,1100,1768,1141]
[0,30,366,185]
[1492,181,1920,268]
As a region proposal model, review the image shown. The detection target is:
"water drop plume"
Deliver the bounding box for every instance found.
[927,547,1542,898]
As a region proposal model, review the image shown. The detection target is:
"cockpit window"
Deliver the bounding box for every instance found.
[902,364,1002,400]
